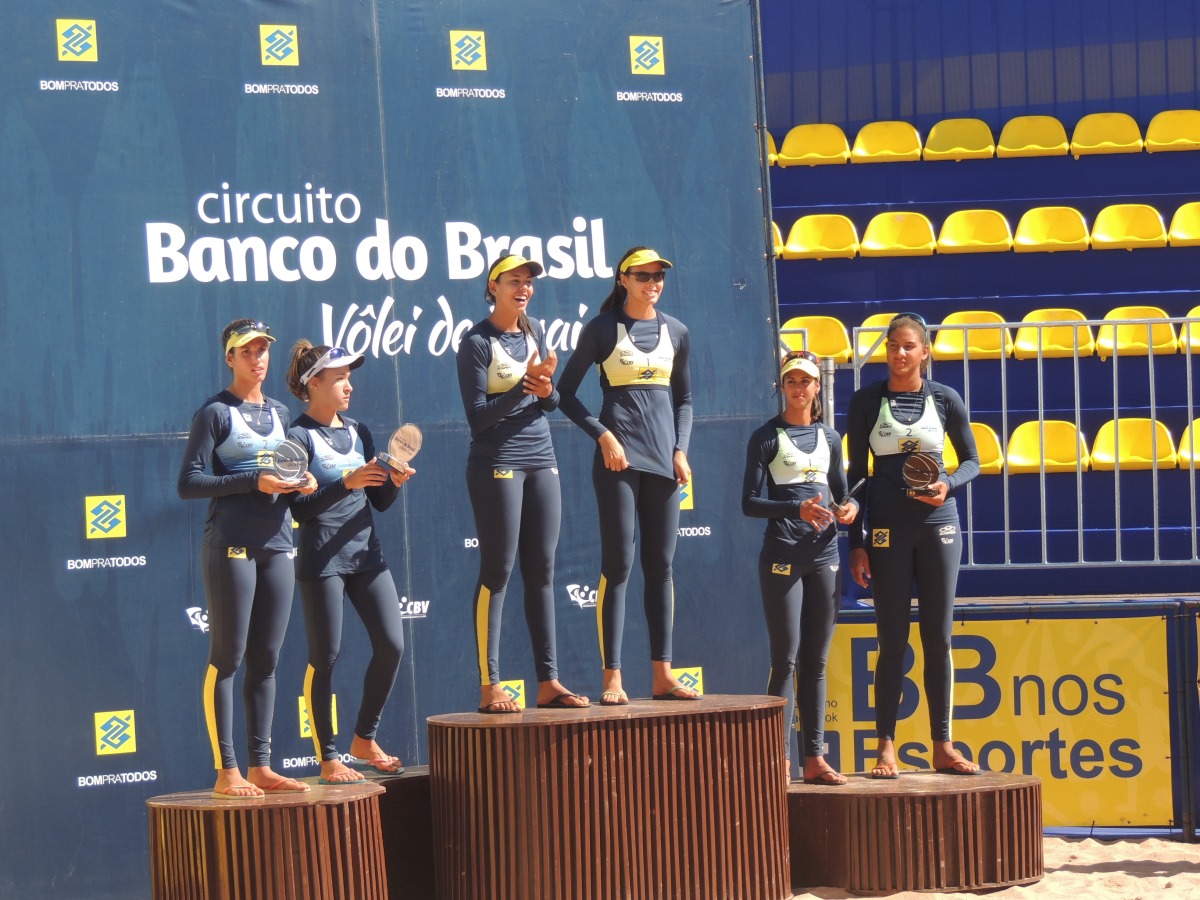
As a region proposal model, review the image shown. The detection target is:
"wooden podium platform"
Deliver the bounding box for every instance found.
[788,770,1043,894]
[146,782,387,899]
[427,694,790,900]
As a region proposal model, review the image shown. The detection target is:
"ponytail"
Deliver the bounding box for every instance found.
[285,339,329,401]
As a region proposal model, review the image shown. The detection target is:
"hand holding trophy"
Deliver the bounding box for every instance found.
[376,423,422,485]
[902,452,941,498]
[259,438,316,494]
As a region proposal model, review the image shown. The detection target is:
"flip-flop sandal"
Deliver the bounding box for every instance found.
[348,756,405,775]
[652,686,701,701]
[210,786,264,800]
[536,692,590,709]
[477,700,522,714]
[870,767,900,780]
[935,765,983,776]
[319,772,367,785]
[802,771,847,785]
[257,777,311,794]
[599,690,629,706]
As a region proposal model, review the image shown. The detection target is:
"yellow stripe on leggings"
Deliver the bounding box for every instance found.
[304,664,323,760]
[475,585,492,686]
[595,575,608,668]
[203,664,221,770]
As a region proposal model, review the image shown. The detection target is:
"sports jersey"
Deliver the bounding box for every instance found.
[557,309,693,480]
[177,390,295,551]
[456,318,558,470]
[288,415,397,579]
[844,379,979,551]
[743,418,848,561]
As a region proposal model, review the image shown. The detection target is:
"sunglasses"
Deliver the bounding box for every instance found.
[625,270,666,283]
[230,321,271,337]
[782,349,820,364]
[300,347,354,385]
[890,312,927,328]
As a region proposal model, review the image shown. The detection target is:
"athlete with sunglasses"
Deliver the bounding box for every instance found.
[844,313,981,778]
[743,349,857,784]
[456,254,589,714]
[558,246,698,706]
[178,318,318,799]
[284,341,414,783]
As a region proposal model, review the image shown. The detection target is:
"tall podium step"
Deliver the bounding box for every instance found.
[146,782,386,899]
[788,770,1043,893]
[428,694,790,900]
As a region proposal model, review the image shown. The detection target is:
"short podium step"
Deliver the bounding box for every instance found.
[428,694,791,900]
[788,770,1043,893]
[146,782,387,899]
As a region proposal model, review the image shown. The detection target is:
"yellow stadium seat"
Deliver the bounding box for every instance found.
[765,131,778,166]
[860,212,936,256]
[843,433,873,474]
[932,310,1013,361]
[1096,305,1177,360]
[1013,308,1095,360]
[996,115,1069,157]
[779,315,852,363]
[855,312,897,363]
[850,121,922,163]
[776,123,850,167]
[1178,420,1200,467]
[936,209,1013,253]
[923,118,995,161]
[1006,421,1091,474]
[1090,419,1177,471]
[780,214,859,260]
[944,422,1004,475]
[1167,202,1200,247]
[1090,204,1167,250]
[1145,109,1200,153]
[1070,112,1144,157]
[772,221,784,258]
[1178,304,1200,354]
[1013,206,1090,252]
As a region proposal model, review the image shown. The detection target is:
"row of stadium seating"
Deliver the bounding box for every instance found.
[765,110,1200,165]
[772,203,1200,259]
[781,307,1200,363]
[843,418,1200,476]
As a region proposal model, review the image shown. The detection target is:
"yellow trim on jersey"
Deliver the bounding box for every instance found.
[304,664,322,760]
[203,664,221,769]
[596,575,609,667]
[475,585,493,686]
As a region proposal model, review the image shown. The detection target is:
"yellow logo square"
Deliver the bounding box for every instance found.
[86,495,126,539]
[770,563,792,576]
[678,477,693,510]
[493,468,514,479]
[95,710,136,755]
[497,680,525,708]
[629,36,665,75]
[58,19,97,62]
[671,666,703,694]
[228,547,247,559]
[872,528,890,548]
[260,24,299,66]
[299,695,338,739]
[450,31,487,70]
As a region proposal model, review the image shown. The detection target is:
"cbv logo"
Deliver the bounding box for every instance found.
[399,596,429,619]
[566,584,597,608]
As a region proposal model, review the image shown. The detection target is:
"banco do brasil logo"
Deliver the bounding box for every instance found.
[94,710,137,755]
[629,36,665,75]
[260,24,299,66]
[449,31,487,70]
[58,19,98,62]
[86,495,126,539]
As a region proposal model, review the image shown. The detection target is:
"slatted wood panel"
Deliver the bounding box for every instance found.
[789,771,1043,893]
[429,694,790,900]
[147,783,387,900]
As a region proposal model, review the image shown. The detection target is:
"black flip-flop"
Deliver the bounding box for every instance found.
[536,692,590,709]
[870,769,900,780]
[935,766,982,776]
[477,700,521,714]
[802,771,847,786]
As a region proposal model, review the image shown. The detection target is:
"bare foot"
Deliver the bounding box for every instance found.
[212,767,264,798]
[536,679,590,708]
[650,660,700,699]
[247,766,310,793]
[932,741,980,774]
[598,670,629,706]
[803,757,847,785]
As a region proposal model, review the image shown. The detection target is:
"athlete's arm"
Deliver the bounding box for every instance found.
[359,422,401,513]
[938,386,980,490]
[456,331,531,437]
[177,403,258,499]
[741,424,799,519]
[669,322,694,456]
[556,317,610,441]
[844,387,877,551]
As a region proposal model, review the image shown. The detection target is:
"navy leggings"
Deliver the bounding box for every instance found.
[868,519,962,742]
[201,545,295,770]
[758,548,839,760]
[301,567,405,761]
[467,466,562,685]
[593,460,680,669]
